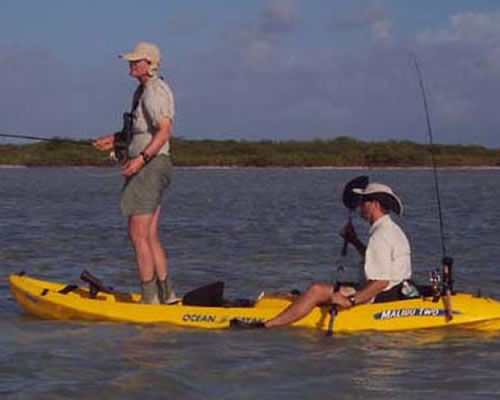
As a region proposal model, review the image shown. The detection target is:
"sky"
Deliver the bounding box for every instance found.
[1,0,500,148]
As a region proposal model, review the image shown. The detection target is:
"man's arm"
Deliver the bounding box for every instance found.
[121,117,171,177]
[350,280,388,304]
[341,223,366,256]
[332,280,389,308]
[140,117,172,157]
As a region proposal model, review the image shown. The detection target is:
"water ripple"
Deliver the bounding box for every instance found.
[1,168,499,399]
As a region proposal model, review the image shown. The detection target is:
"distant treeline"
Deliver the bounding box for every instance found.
[1,136,499,167]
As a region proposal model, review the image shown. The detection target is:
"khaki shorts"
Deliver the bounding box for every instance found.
[120,155,172,216]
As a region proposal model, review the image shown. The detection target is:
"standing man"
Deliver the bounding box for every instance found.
[231,182,412,329]
[93,42,177,304]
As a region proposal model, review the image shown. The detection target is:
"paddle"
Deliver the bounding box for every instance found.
[326,176,369,336]
[340,175,369,256]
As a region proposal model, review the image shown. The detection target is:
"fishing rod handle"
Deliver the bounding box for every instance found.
[340,219,354,256]
[341,239,348,257]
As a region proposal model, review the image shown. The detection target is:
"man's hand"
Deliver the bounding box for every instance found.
[331,291,353,308]
[340,221,366,256]
[92,134,115,151]
[121,156,144,177]
[340,221,358,244]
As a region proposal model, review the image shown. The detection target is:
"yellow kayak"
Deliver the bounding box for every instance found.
[8,272,500,333]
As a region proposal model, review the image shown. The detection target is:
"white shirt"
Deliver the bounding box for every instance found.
[129,76,175,158]
[364,214,411,290]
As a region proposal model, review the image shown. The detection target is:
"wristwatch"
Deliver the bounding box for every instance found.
[347,294,356,306]
[140,151,152,164]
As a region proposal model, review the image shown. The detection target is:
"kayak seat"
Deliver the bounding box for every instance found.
[183,281,225,307]
[373,284,437,303]
[415,285,435,297]
[182,282,255,308]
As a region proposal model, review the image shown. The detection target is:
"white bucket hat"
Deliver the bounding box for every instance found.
[353,182,403,216]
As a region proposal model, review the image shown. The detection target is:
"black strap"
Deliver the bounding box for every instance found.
[80,270,114,299]
[131,84,145,114]
[113,84,145,161]
[58,285,78,294]
[373,282,405,303]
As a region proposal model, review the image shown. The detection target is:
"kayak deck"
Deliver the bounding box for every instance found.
[9,273,500,332]
[8,274,299,328]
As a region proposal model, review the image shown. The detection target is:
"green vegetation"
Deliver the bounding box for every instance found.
[1,136,499,167]
[0,140,113,167]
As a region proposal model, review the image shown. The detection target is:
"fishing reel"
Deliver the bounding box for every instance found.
[109,112,134,163]
[429,270,441,302]
[109,143,128,163]
[428,256,454,303]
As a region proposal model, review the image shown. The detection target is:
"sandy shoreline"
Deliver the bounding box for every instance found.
[2,164,500,170]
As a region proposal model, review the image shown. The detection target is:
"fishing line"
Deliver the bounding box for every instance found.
[412,55,448,258]
[0,132,92,146]
[0,132,121,178]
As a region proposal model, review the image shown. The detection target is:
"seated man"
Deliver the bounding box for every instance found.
[230,182,412,329]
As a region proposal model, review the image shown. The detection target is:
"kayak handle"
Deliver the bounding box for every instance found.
[80,270,114,299]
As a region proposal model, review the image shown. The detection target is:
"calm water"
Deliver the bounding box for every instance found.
[1,167,499,399]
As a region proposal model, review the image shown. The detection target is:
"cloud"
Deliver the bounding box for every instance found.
[331,1,386,31]
[410,11,500,145]
[370,20,393,45]
[2,5,500,148]
[242,39,274,67]
[258,0,299,34]
[170,1,500,148]
[165,8,207,34]
[417,12,500,46]
[330,1,393,45]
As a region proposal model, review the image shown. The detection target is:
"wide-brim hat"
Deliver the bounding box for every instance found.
[353,182,403,216]
[119,42,161,65]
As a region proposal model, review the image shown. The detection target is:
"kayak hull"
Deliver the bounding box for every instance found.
[9,274,500,333]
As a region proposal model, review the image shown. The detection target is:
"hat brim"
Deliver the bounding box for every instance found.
[353,188,403,216]
[119,52,147,61]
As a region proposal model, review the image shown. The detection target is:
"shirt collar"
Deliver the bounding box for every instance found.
[369,214,391,235]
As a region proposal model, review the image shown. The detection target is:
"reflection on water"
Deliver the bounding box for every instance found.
[1,167,500,399]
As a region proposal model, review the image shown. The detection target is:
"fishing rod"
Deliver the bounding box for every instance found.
[325,175,369,336]
[0,132,92,146]
[412,55,454,321]
[412,57,448,258]
[1,132,128,168]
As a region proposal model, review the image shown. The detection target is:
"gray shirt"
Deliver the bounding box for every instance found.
[128,76,175,158]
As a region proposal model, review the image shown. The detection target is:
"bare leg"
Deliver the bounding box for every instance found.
[265,283,334,328]
[128,214,155,282]
[149,206,168,281]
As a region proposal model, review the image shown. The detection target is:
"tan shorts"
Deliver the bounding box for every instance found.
[120,155,172,216]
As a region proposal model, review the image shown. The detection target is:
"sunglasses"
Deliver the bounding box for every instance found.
[129,59,151,66]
